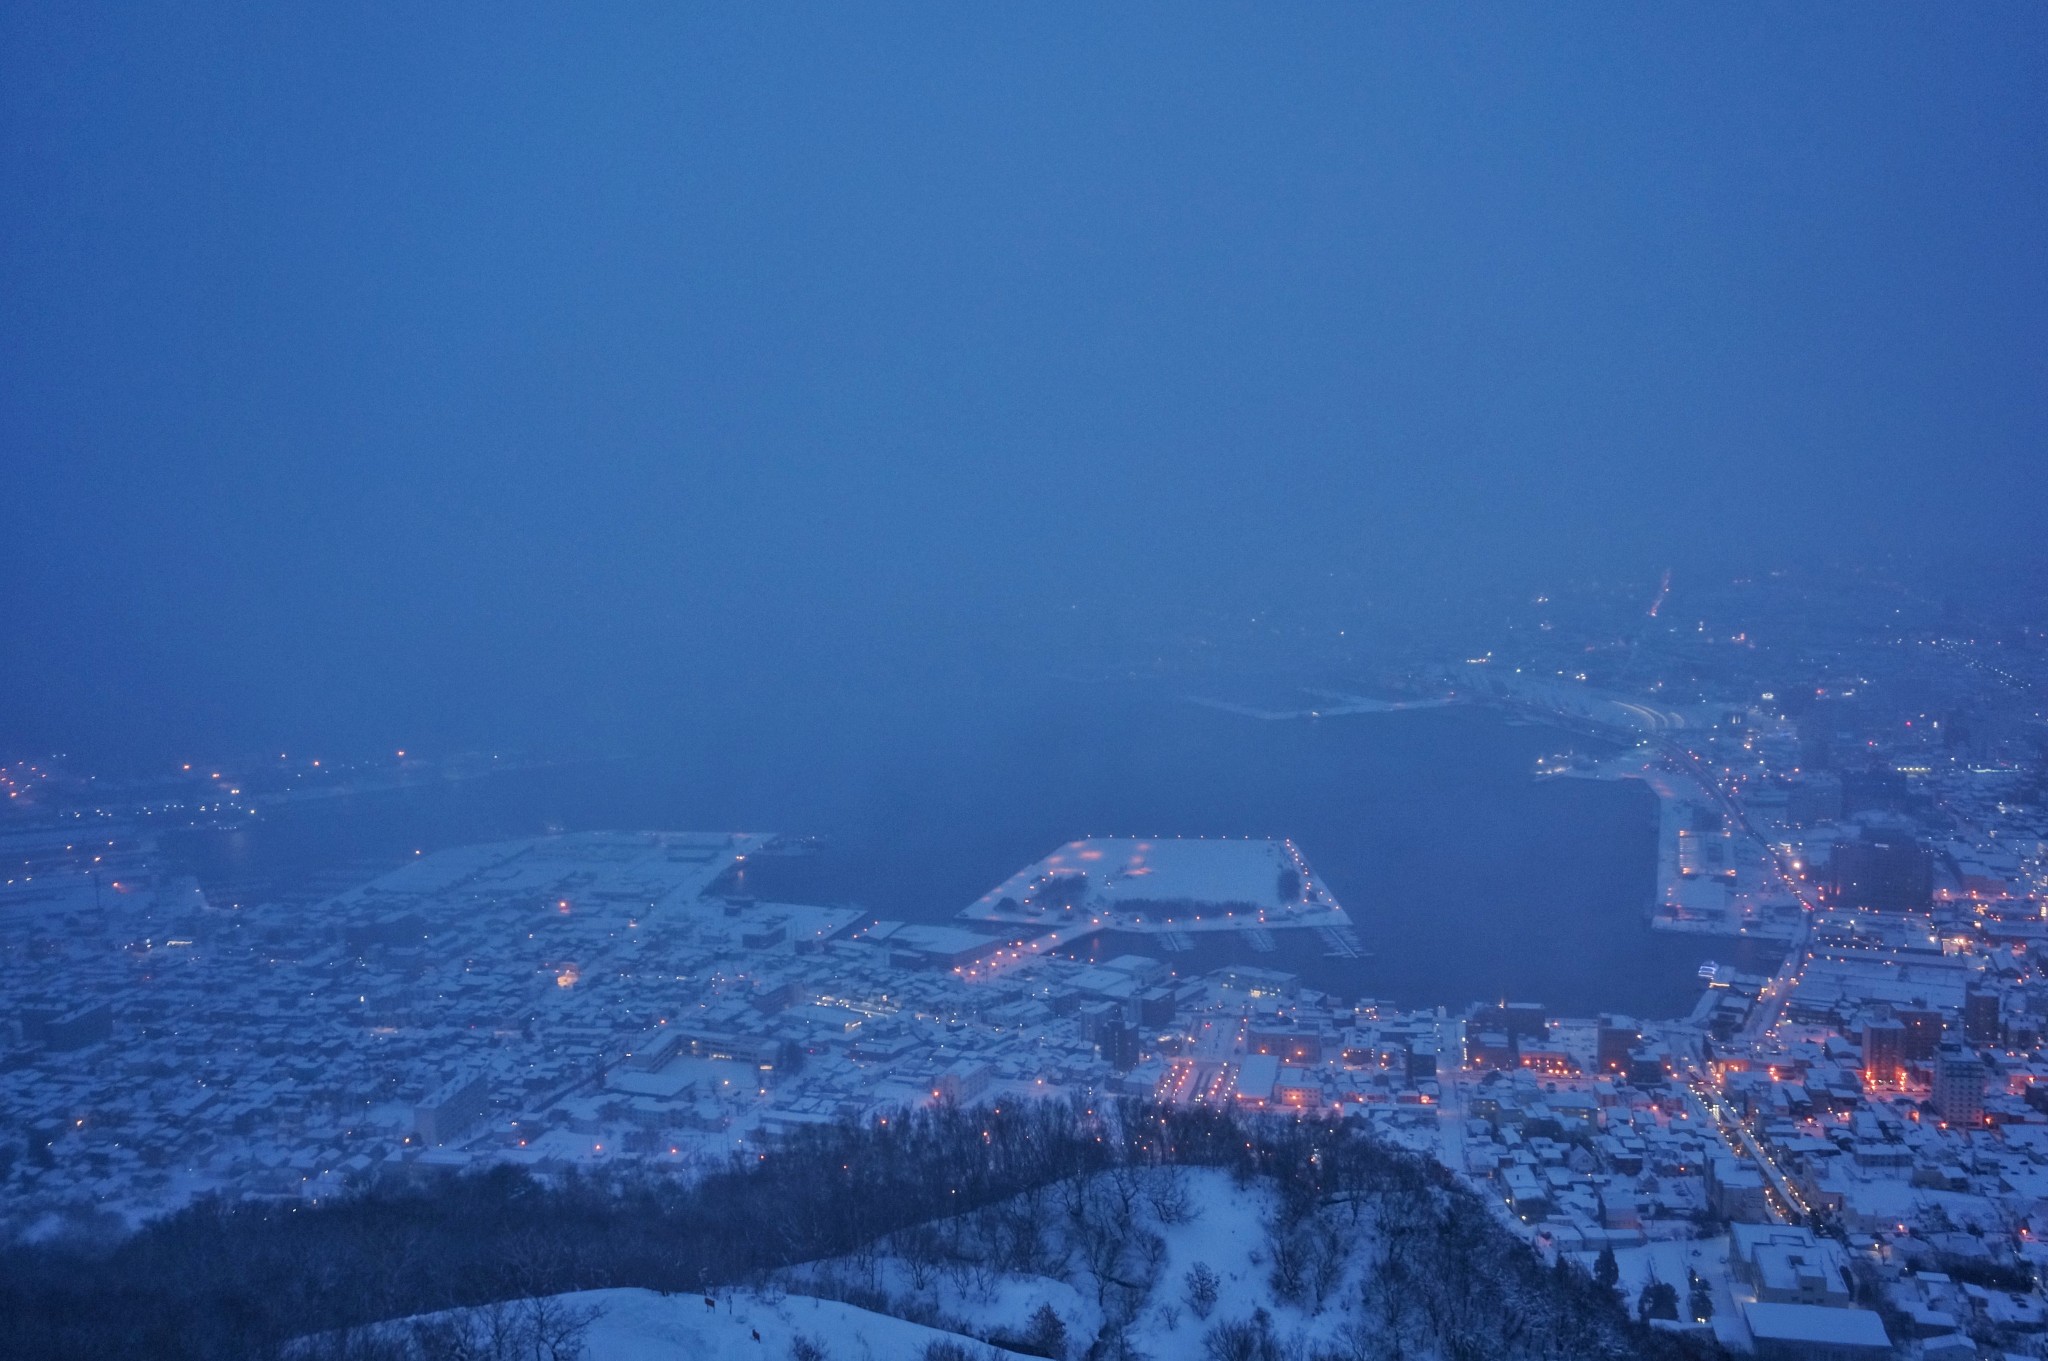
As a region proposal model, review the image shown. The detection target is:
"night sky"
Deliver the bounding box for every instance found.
[5,7,2044,759]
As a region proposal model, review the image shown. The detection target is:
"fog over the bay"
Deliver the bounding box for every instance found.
[12,10,2048,1359]
[4,8,2045,762]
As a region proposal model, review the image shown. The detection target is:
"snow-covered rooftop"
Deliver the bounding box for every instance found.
[959,836,1347,930]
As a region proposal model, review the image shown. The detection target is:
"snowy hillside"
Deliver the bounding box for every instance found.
[266,1105,1699,1361]
[335,1287,1043,1361]
[353,1161,1674,1360]
[785,1166,1389,1358]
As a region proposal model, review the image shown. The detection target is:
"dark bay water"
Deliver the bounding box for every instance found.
[168,691,1741,1018]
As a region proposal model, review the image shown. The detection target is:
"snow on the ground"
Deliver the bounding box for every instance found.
[348,1167,1403,1359]
[369,1286,1040,1361]
[961,838,1341,920]
[1147,1167,1280,1323]
[792,1165,1387,1358]
[785,1253,1103,1353]
[1126,1167,1362,1353]
[1573,1234,1739,1351]
[1579,1234,1728,1307]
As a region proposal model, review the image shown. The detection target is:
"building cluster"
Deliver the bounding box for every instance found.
[0,830,1378,1238]
[1433,578,2048,1359]
[7,570,2048,1357]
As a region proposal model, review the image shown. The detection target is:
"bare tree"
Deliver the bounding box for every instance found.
[1306,1217,1349,1312]
[1267,1217,1309,1305]
[898,1221,945,1293]
[1145,1168,1195,1226]
[1184,1261,1221,1320]
[518,1294,600,1361]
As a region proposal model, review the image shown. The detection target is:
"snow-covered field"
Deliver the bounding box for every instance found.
[1579,1237,1747,1355]
[327,1167,1392,1360]
[324,1156,1667,1361]
[959,837,1347,932]
[341,1286,1041,1361]
[768,1166,1392,1359]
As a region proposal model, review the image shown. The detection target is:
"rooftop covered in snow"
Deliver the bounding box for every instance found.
[958,836,1349,934]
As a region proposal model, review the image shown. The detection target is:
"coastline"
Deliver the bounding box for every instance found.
[1546,749,1800,950]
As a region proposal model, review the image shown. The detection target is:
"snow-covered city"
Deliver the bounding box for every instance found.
[12,570,2048,1359]
[9,8,2048,1357]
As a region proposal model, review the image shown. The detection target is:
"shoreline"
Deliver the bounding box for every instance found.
[1546,751,1799,951]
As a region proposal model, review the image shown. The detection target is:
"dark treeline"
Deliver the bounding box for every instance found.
[0,1100,1717,1360]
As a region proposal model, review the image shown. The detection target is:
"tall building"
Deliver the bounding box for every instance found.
[1861,1019,1907,1089]
[1628,1048,1671,1089]
[1596,1014,1640,1074]
[1785,772,1844,828]
[936,1058,994,1104]
[1100,1018,1140,1072]
[1895,1004,1944,1062]
[415,1072,492,1147]
[1964,987,2001,1045]
[1079,1001,1140,1071]
[1932,1043,1985,1125]
[1827,836,1934,911]
[1471,1001,1550,1042]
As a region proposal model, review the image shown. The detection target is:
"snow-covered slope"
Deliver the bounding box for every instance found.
[331,1159,1664,1361]
[786,1166,1390,1359]
[352,1286,1041,1361]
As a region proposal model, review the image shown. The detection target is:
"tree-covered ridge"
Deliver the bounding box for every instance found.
[0,1101,1721,1361]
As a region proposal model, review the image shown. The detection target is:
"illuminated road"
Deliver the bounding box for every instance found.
[1644,731,1818,1045]
[1684,1071,1812,1224]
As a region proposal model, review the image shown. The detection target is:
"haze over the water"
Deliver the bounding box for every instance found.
[4,8,2045,762]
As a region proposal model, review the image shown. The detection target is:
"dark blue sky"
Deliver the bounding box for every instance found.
[4,7,2044,760]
